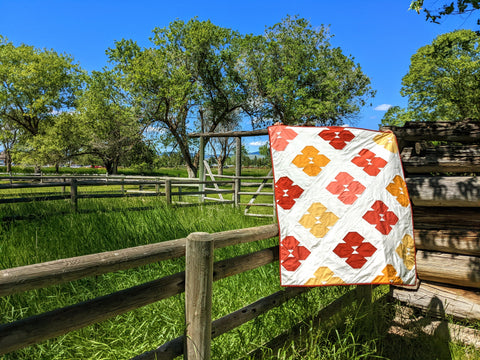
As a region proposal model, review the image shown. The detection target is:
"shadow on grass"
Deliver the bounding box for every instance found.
[245,289,454,360]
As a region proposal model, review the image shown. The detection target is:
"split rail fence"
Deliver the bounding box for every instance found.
[0,121,479,358]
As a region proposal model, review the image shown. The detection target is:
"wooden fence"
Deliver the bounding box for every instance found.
[0,223,371,359]
[0,175,236,210]
[1,121,479,357]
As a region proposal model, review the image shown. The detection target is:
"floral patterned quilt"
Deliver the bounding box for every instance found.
[269,125,417,286]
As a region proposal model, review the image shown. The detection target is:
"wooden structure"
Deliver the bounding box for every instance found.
[381,120,480,320]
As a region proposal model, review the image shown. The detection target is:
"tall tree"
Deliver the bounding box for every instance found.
[239,15,375,126]
[0,36,83,171]
[401,29,480,122]
[0,37,82,137]
[108,19,248,177]
[77,70,143,174]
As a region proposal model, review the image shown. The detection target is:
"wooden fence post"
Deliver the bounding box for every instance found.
[234,178,240,207]
[185,232,214,360]
[70,178,78,212]
[165,179,172,205]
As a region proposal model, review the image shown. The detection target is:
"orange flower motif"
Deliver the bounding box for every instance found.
[305,266,345,286]
[299,202,338,238]
[374,133,398,153]
[292,146,330,176]
[373,264,403,284]
[396,234,416,270]
[386,175,410,207]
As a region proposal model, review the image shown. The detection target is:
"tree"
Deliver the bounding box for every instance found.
[239,15,375,126]
[0,117,19,172]
[380,106,414,127]
[401,29,480,122]
[77,70,143,174]
[0,36,83,140]
[108,19,248,177]
[20,111,86,172]
[410,0,480,25]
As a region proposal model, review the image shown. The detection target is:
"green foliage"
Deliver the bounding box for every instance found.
[239,15,375,126]
[401,29,480,122]
[76,70,143,174]
[380,106,414,127]
[0,36,83,137]
[107,19,246,177]
[410,0,480,24]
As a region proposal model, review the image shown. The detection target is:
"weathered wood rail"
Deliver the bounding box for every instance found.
[382,120,480,321]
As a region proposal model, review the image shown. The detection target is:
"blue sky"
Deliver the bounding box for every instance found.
[1,0,478,152]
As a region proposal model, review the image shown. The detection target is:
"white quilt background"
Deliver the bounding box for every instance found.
[269,125,417,287]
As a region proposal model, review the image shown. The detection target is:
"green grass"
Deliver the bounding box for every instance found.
[0,195,478,359]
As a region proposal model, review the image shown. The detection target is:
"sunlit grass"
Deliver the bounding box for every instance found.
[0,190,478,359]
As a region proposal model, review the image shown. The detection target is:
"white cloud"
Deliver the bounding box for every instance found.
[374,104,392,111]
[249,140,268,147]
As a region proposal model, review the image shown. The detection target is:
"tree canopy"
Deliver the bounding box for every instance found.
[0,36,83,137]
[410,0,480,25]
[107,18,246,177]
[239,16,375,126]
[400,29,480,122]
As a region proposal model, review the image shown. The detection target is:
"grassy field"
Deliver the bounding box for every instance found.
[0,188,479,359]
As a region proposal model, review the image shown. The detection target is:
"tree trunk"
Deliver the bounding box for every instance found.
[217,157,224,176]
[5,150,11,173]
[34,164,41,175]
[55,163,60,174]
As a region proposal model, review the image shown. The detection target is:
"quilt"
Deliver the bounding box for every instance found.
[268,125,417,287]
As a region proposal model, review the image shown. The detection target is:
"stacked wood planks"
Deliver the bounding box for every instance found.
[382,120,480,320]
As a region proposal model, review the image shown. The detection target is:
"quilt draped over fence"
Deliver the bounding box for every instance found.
[268,125,417,287]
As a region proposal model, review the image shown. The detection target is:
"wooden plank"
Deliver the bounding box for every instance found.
[382,121,480,142]
[0,225,278,296]
[416,250,480,289]
[0,195,68,204]
[413,206,480,229]
[188,129,268,138]
[390,281,480,320]
[402,145,480,173]
[0,246,278,355]
[414,228,480,256]
[185,233,213,360]
[406,176,480,206]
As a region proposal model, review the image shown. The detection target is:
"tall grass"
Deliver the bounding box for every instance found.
[0,196,478,359]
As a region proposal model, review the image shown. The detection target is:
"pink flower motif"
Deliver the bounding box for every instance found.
[326,172,366,205]
[275,176,304,210]
[269,127,298,151]
[319,127,355,150]
[362,201,399,235]
[280,236,311,271]
[333,232,377,269]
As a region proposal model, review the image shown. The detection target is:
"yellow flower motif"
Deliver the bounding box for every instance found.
[299,202,338,238]
[305,266,345,286]
[292,146,330,176]
[396,234,416,270]
[373,264,403,284]
[386,175,410,207]
[374,133,398,153]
